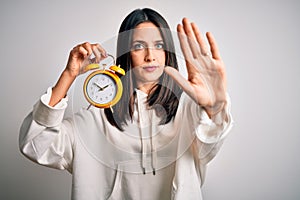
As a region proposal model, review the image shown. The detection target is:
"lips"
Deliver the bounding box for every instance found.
[142,66,159,72]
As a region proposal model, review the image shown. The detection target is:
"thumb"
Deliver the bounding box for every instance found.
[164,66,194,97]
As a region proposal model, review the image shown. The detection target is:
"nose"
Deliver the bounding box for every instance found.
[144,48,156,62]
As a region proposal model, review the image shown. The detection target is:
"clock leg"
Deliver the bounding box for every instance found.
[87,104,92,110]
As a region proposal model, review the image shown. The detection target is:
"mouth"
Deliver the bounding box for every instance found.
[142,65,159,72]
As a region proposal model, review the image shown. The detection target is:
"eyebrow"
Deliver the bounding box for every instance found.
[132,39,164,44]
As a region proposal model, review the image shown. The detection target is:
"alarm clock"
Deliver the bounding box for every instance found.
[83,55,125,109]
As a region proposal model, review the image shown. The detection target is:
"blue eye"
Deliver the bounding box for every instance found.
[155,43,165,50]
[131,42,165,51]
[132,43,145,51]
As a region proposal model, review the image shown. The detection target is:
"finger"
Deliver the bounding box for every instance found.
[81,42,93,57]
[78,46,89,58]
[92,45,101,63]
[75,43,91,61]
[206,32,221,60]
[164,66,195,99]
[177,24,193,64]
[95,43,108,59]
[182,18,201,58]
[191,23,209,56]
[92,43,108,64]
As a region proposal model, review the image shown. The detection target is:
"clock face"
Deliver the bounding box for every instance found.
[85,73,117,106]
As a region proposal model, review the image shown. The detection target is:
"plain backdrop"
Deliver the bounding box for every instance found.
[1,0,299,199]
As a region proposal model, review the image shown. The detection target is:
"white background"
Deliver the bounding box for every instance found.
[1,0,299,199]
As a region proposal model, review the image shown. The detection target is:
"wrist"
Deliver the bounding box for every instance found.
[203,102,225,118]
[63,68,78,80]
[49,69,76,107]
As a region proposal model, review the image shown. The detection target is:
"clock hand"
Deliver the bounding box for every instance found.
[102,84,110,90]
[93,82,104,91]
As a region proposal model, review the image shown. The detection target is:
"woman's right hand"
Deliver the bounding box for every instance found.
[65,42,108,77]
[49,42,107,107]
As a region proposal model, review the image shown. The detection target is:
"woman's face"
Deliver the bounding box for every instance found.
[130,22,166,91]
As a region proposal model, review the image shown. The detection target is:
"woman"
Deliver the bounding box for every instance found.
[19,8,233,200]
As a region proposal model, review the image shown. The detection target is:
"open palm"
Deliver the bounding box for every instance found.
[165,18,227,117]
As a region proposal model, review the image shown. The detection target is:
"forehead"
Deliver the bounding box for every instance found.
[132,22,163,41]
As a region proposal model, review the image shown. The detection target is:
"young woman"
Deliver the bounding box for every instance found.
[19,8,233,200]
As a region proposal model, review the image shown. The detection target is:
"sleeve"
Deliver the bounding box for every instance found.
[19,87,74,173]
[194,93,233,164]
[178,92,233,185]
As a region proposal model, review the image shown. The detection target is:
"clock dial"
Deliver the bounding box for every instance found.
[86,73,117,105]
[83,67,124,108]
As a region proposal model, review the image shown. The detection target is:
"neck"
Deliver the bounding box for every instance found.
[136,81,157,94]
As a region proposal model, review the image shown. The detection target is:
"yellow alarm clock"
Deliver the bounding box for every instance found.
[83,55,125,109]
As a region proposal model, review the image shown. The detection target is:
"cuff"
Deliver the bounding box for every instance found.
[195,93,234,144]
[33,87,68,127]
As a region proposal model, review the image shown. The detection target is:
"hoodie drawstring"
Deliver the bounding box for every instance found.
[150,110,157,175]
[136,90,156,175]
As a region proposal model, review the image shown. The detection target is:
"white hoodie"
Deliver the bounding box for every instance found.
[19,88,233,200]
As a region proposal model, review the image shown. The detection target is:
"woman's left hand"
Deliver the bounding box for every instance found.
[165,18,227,117]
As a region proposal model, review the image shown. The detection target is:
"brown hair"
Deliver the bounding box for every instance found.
[104,8,182,131]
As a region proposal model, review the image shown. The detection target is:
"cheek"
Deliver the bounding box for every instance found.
[130,53,141,68]
[131,67,142,79]
[159,52,166,65]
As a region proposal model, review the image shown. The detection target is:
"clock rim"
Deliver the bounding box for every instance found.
[83,70,123,108]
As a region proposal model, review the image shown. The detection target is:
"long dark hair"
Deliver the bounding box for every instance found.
[105,8,182,130]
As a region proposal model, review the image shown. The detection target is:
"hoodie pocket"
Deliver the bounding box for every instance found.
[106,159,150,200]
[107,167,123,200]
